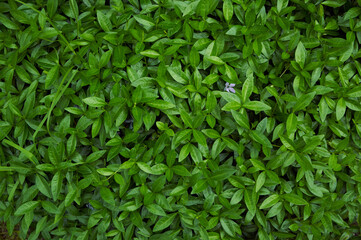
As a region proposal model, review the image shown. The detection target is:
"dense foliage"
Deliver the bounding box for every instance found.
[1,0,361,239]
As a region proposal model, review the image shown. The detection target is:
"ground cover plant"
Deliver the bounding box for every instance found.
[1,0,361,239]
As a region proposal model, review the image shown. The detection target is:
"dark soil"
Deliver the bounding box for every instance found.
[0,222,20,240]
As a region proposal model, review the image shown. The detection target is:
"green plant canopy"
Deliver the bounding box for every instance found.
[1,0,361,239]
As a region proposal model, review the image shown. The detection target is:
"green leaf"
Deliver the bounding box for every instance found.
[69,0,79,19]
[319,97,329,122]
[293,92,316,112]
[277,0,289,12]
[190,47,200,68]
[266,202,283,218]
[92,118,102,138]
[295,41,306,68]
[230,189,243,205]
[86,150,107,163]
[244,189,256,216]
[191,179,208,194]
[260,194,280,209]
[47,0,58,18]
[286,113,297,135]
[100,187,115,205]
[170,186,187,196]
[336,98,346,121]
[283,193,308,205]
[205,55,225,65]
[167,67,189,84]
[221,92,241,103]
[202,74,219,85]
[173,129,192,148]
[67,134,76,155]
[250,130,273,148]
[231,110,250,129]
[250,159,266,170]
[45,65,59,89]
[134,15,155,28]
[97,168,114,176]
[99,50,112,68]
[278,135,295,150]
[0,122,12,141]
[322,0,346,8]
[346,86,361,97]
[15,66,32,84]
[146,204,166,216]
[190,145,203,164]
[147,100,175,110]
[220,218,235,237]
[65,107,83,115]
[177,144,189,162]
[96,10,112,32]
[329,154,342,171]
[211,167,237,181]
[255,171,266,192]
[64,187,77,207]
[41,201,60,214]
[193,130,207,146]
[82,97,107,107]
[202,129,221,138]
[2,139,38,164]
[36,175,52,198]
[206,90,217,112]
[151,164,168,175]
[295,153,313,171]
[153,213,177,232]
[8,103,22,117]
[225,65,238,82]
[211,138,226,159]
[172,165,191,176]
[243,101,271,111]
[266,170,281,184]
[0,166,14,172]
[179,109,193,128]
[137,162,153,174]
[182,1,199,17]
[0,13,19,30]
[344,7,361,20]
[223,0,233,23]
[14,201,40,216]
[241,76,254,103]
[140,50,160,58]
[51,172,62,201]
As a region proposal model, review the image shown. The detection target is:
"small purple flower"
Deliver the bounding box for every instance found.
[125,119,133,130]
[86,203,94,210]
[224,82,236,93]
